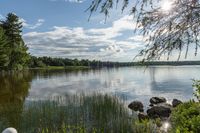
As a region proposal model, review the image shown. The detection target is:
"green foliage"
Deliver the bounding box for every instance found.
[0,27,9,69]
[0,13,30,70]
[171,101,200,133]
[29,56,134,68]
[193,80,200,102]
[132,120,158,133]
[0,94,139,133]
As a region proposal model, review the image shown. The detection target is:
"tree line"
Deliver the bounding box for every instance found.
[29,56,134,68]
[29,56,200,68]
[0,13,30,70]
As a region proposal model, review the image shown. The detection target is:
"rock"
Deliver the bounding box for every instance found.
[149,103,154,107]
[128,101,144,112]
[138,112,149,121]
[147,105,171,118]
[150,97,167,104]
[172,99,182,107]
[155,102,172,108]
[2,128,17,133]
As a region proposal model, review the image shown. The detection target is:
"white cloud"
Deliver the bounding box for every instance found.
[50,0,84,3]
[68,0,84,3]
[23,15,144,61]
[129,35,148,42]
[100,43,124,53]
[23,14,199,61]
[20,18,45,30]
[88,15,138,39]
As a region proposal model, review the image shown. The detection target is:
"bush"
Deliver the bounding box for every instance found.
[193,80,200,101]
[171,101,200,133]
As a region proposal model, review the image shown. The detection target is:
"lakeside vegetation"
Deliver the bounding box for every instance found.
[0,93,161,133]
[0,94,136,133]
[1,90,200,133]
[29,56,200,69]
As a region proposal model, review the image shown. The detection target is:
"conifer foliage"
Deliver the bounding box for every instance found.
[0,13,30,70]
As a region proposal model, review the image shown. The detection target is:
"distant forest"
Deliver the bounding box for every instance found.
[29,56,200,68]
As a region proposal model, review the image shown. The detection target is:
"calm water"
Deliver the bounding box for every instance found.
[0,66,200,106]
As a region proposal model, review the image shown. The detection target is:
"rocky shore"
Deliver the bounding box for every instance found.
[128,97,183,130]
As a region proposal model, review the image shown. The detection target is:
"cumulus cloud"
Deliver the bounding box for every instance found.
[50,0,84,3]
[68,0,84,3]
[20,18,45,29]
[88,15,138,39]
[23,15,144,61]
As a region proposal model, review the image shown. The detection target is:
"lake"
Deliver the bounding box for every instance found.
[1,66,200,106]
[1,66,200,132]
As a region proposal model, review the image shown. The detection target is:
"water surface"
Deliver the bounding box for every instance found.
[1,66,199,106]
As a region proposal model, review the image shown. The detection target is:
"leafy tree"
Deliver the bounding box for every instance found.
[87,0,200,61]
[1,13,30,70]
[0,27,9,69]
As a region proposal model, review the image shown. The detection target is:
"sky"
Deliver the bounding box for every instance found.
[0,0,199,61]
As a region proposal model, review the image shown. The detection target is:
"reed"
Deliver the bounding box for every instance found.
[0,93,157,133]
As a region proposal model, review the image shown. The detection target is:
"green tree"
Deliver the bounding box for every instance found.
[87,0,200,61]
[0,27,9,69]
[1,13,30,70]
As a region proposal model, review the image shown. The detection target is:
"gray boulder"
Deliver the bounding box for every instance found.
[172,99,182,107]
[147,105,171,118]
[155,102,172,108]
[128,101,144,112]
[150,97,167,104]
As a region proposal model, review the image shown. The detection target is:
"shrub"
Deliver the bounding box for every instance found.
[171,101,200,133]
[193,80,200,101]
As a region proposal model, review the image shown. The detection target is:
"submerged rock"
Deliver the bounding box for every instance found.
[128,101,144,112]
[147,105,171,118]
[150,97,167,104]
[172,99,182,107]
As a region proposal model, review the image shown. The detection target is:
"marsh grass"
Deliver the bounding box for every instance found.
[0,93,159,133]
[0,94,134,133]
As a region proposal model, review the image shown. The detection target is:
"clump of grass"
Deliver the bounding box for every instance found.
[1,93,134,133]
[0,93,160,133]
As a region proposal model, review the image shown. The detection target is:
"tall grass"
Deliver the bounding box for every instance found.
[0,94,132,133]
[0,93,159,133]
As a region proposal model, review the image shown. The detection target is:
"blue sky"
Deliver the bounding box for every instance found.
[0,0,199,61]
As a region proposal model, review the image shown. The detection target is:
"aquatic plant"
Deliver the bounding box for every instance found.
[0,94,134,133]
